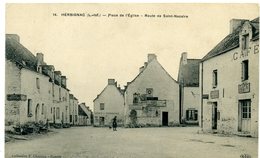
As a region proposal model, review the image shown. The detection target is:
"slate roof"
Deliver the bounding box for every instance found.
[6,34,38,71]
[202,17,259,62]
[78,104,88,117]
[93,82,124,102]
[178,59,201,87]
[125,57,178,91]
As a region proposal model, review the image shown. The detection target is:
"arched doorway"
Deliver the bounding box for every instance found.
[35,104,40,123]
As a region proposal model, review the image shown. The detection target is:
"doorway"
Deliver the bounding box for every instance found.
[99,117,105,126]
[238,100,251,133]
[162,112,168,126]
[53,107,56,124]
[35,104,40,123]
[212,102,218,130]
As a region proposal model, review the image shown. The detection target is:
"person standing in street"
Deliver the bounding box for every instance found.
[112,116,117,131]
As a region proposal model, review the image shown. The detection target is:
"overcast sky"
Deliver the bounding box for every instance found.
[5,4,258,109]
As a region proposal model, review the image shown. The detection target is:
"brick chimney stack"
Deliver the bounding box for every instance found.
[148,54,157,62]
[108,79,115,85]
[229,19,247,34]
[181,52,187,65]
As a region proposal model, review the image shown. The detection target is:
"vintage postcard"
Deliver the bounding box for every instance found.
[4,3,259,158]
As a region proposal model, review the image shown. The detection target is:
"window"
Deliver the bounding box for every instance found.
[100,103,105,110]
[75,115,78,122]
[155,110,159,117]
[56,107,60,119]
[133,93,139,103]
[70,115,73,122]
[212,70,218,88]
[41,104,44,115]
[242,60,249,81]
[51,107,52,113]
[36,78,40,89]
[52,83,55,97]
[27,99,32,117]
[241,100,251,118]
[59,88,61,101]
[242,34,249,50]
[186,110,198,121]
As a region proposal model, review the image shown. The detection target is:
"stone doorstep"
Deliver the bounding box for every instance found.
[235,132,252,137]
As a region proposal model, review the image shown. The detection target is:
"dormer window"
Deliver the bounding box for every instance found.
[242,34,249,50]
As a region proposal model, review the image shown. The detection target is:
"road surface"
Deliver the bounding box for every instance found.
[5,127,257,158]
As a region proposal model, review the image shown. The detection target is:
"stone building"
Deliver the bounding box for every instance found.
[49,71,70,127]
[124,54,180,127]
[69,94,79,125]
[200,18,259,137]
[5,34,78,131]
[93,79,124,127]
[178,52,200,125]
[78,103,90,126]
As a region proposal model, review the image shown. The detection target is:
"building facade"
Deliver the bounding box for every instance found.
[93,79,125,127]
[200,18,259,137]
[69,94,79,125]
[78,103,90,126]
[178,52,200,125]
[124,54,180,127]
[5,34,80,131]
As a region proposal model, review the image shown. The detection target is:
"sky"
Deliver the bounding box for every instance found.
[5,3,259,110]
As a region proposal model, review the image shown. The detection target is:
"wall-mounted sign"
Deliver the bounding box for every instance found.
[94,112,119,115]
[7,94,27,101]
[238,82,250,93]
[202,94,209,99]
[210,90,219,99]
[233,44,259,60]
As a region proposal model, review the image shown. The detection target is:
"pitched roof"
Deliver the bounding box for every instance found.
[6,34,38,71]
[178,59,201,87]
[93,82,123,102]
[78,104,88,117]
[202,17,259,62]
[125,57,178,91]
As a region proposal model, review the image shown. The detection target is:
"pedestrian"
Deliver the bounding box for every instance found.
[112,116,117,131]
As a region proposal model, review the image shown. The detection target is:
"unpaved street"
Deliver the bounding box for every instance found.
[5,127,257,158]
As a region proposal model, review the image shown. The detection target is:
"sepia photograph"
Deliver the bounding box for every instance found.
[4,3,259,158]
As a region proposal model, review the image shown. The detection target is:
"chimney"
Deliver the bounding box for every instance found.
[108,79,115,85]
[230,19,247,34]
[144,62,148,68]
[139,66,145,72]
[6,34,20,43]
[49,65,55,82]
[61,76,67,88]
[36,53,44,73]
[148,54,157,62]
[36,53,44,65]
[181,52,187,65]
[54,71,62,85]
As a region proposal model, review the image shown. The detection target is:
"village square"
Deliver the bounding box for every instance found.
[4,3,259,158]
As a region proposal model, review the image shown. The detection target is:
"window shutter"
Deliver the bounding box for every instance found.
[241,62,244,81]
[212,71,214,88]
